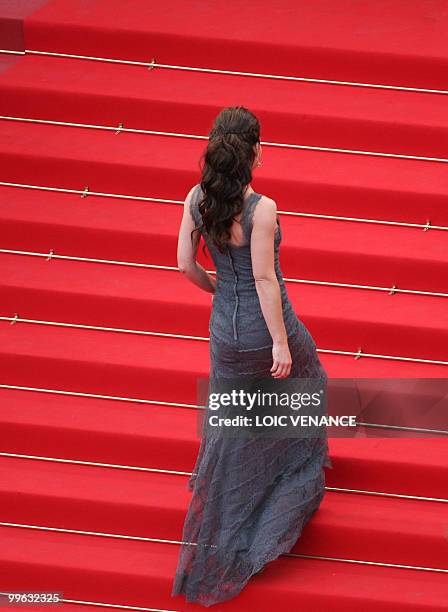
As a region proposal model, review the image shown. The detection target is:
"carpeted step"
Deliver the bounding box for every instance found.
[1,186,446,294]
[1,525,447,611]
[21,0,448,91]
[0,319,208,405]
[329,437,448,499]
[0,388,199,474]
[8,606,128,612]
[0,527,448,612]
[0,0,48,53]
[1,455,447,570]
[0,321,446,412]
[1,253,447,361]
[0,386,447,499]
[1,54,448,159]
[0,119,446,225]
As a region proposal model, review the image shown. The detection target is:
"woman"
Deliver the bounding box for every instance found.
[172,106,332,607]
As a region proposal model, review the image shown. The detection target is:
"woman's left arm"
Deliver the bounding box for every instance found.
[177,185,216,294]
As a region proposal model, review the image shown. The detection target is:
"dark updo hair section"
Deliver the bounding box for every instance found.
[196,106,261,253]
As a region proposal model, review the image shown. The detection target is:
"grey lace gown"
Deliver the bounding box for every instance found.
[171,184,333,607]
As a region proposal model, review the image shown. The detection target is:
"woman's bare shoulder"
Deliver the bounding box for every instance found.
[254,194,277,222]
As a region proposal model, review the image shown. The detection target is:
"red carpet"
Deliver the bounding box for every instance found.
[0,1,447,610]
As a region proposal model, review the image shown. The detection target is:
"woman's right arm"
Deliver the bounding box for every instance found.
[251,197,292,378]
[177,185,216,294]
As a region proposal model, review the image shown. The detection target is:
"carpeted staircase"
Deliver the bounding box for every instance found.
[0,1,447,610]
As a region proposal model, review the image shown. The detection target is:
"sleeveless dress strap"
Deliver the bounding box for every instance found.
[189,183,203,228]
[190,187,275,245]
[240,192,263,242]
[241,192,282,244]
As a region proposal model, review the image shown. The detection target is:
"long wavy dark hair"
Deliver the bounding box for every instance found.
[195,106,261,253]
